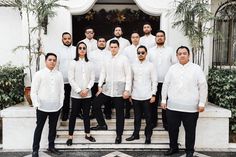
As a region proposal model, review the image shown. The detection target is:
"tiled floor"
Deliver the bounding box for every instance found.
[0,150,235,157]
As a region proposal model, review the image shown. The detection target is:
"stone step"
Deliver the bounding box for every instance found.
[58,123,165,131]
[55,143,170,149]
[57,130,168,137]
[60,118,163,125]
[55,131,171,149]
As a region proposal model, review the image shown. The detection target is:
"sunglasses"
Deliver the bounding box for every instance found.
[79,47,86,50]
[137,51,146,55]
[86,32,94,34]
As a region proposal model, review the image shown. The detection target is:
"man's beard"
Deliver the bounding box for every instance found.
[157,41,165,46]
[98,46,105,50]
[144,31,151,35]
[63,42,71,47]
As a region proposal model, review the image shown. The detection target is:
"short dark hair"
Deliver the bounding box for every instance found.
[143,22,152,27]
[114,25,122,32]
[75,42,89,62]
[156,30,166,37]
[131,31,140,36]
[137,45,147,53]
[97,36,106,41]
[109,39,119,47]
[176,46,190,55]
[45,53,57,60]
[84,26,94,32]
[62,32,71,38]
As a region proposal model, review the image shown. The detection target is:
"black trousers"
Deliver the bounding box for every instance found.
[91,83,112,116]
[69,98,91,135]
[61,83,71,118]
[125,99,132,115]
[132,99,152,138]
[93,93,125,136]
[151,83,168,128]
[32,109,60,152]
[166,109,199,153]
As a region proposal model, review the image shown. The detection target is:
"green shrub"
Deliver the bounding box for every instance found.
[208,68,236,132]
[0,64,26,110]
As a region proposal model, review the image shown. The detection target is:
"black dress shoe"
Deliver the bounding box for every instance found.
[47,148,62,155]
[145,138,151,144]
[91,125,108,130]
[115,136,122,144]
[164,148,179,156]
[85,135,96,142]
[66,139,72,146]
[186,152,194,157]
[105,114,111,120]
[126,135,140,141]
[32,151,38,157]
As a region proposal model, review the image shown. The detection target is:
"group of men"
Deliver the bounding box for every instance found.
[30,22,207,157]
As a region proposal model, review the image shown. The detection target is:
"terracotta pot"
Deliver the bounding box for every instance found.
[24,87,32,106]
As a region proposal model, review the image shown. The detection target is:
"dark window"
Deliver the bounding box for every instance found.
[72,8,160,45]
[213,1,236,66]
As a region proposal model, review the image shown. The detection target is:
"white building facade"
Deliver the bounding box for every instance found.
[0,0,235,78]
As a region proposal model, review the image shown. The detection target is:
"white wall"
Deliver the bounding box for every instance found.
[1,0,221,74]
[0,7,27,66]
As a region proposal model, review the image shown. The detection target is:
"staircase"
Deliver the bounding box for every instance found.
[55,108,170,149]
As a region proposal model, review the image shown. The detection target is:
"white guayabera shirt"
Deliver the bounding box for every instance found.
[140,34,156,49]
[56,45,76,84]
[68,59,95,99]
[131,60,157,100]
[31,68,64,112]
[122,44,140,64]
[88,48,111,83]
[148,45,177,83]
[98,53,132,97]
[161,62,208,113]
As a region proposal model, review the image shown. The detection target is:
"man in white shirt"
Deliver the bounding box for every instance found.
[161,46,207,157]
[31,53,64,157]
[88,37,112,119]
[106,26,130,52]
[56,32,76,121]
[122,32,140,64]
[140,22,156,49]
[91,40,131,144]
[149,30,177,130]
[122,32,140,118]
[126,45,157,144]
[80,27,97,54]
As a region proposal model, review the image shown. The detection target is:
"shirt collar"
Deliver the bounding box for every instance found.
[138,59,148,64]
[45,67,56,73]
[156,44,166,49]
[178,61,191,67]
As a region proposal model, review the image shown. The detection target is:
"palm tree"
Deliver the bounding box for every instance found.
[30,0,66,71]
[171,0,214,69]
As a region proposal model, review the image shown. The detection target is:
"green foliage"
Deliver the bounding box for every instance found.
[208,68,236,132]
[0,64,26,110]
[171,0,215,69]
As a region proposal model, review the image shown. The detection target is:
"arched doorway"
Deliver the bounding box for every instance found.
[213,0,236,67]
[72,1,160,45]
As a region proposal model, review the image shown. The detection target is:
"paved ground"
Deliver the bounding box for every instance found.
[0,150,236,157]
